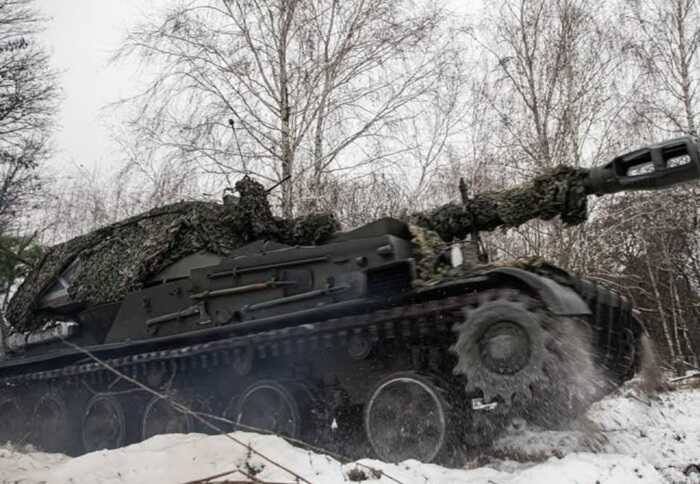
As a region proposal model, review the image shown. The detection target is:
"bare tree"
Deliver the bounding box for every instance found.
[470,0,625,267]
[575,0,700,369]
[581,189,700,370]
[477,0,623,170]
[0,0,57,236]
[0,0,58,305]
[115,0,451,217]
[390,49,469,208]
[622,0,700,136]
[426,61,514,197]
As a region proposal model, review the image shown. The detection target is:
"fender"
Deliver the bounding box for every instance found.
[486,267,591,317]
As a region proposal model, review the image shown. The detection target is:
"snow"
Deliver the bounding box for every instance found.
[2,388,699,484]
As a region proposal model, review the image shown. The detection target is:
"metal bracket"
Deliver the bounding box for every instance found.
[471,397,498,411]
[146,301,212,335]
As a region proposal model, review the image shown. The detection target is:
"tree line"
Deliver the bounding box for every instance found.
[1,0,699,372]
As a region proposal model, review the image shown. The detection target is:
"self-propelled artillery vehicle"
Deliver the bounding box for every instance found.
[0,138,698,463]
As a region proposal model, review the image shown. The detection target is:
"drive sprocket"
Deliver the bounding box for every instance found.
[450,289,561,405]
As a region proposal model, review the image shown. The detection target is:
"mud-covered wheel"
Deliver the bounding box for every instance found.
[141,395,192,440]
[32,392,72,453]
[364,372,452,463]
[235,380,307,438]
[0,394,25,444]
[82,394,126,452]
[451,289,597,425]
[452,290,547,403]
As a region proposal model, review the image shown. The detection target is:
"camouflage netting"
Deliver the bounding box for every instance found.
[410,165,589,241]
[8,178,339,331]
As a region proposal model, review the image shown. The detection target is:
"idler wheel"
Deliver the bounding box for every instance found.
[235,380,307,438]
[0,395,25,444]
[32,392,71,453]
[141,395,192,440]
[364,372,451,463]
[82,394,126,452]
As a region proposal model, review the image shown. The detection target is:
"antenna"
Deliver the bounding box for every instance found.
[228,118,249,176]
[266,175,291,194]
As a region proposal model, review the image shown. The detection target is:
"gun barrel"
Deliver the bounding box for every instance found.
[410,137,700,242]
[584,137,700,195]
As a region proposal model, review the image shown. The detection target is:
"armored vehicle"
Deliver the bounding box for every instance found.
[0,138,698,463]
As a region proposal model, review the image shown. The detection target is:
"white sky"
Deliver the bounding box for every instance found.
[35,0,169,173]
[36,0,475,174]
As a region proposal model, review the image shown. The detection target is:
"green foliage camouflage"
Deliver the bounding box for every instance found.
[408,224,448,282]
[7,178,339,331]
[410,166,589,241]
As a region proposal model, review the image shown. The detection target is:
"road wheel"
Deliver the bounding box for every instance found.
[364,372,453,463]
[235,380,309,438]
[141,394,192,440]
[82,394,126,452]
[0,394,25,444]
[32,391,74,453]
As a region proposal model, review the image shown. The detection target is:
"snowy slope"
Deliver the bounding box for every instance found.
[2,388,699,484]
[493,388,700,483]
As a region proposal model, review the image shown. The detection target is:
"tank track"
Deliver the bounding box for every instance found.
[572,279,641,385]
[0,295,469,386]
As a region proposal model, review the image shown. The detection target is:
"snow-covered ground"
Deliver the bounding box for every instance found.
[2,387,699,484]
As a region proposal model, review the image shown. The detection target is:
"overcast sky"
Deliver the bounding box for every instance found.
[36,0,474,175]
[35,0,168,173]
